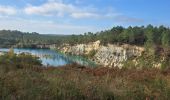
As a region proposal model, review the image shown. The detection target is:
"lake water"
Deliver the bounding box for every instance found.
[0,48,96,67]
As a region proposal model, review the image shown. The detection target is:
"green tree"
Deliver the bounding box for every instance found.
[144,25,155,55]
[162,30,170,48]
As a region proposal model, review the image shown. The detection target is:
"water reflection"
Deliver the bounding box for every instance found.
[0,48,96,67]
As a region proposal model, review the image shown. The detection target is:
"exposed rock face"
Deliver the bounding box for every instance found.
[35,44,57,49]
[60,40,100,55]
[93,44,144,68]
[59,40,145,68]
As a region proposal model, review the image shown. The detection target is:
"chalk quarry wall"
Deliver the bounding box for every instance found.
[59,41,145,68]
[93,44,144,68]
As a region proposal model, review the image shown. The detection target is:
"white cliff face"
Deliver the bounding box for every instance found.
[92,44,144,68]
[60,40,100,55]
[59,40,145,68]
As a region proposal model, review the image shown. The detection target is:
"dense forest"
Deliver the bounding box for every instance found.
[0,30,70,48]
[0,25,170,48]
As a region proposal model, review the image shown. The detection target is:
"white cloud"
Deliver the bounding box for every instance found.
[0,5,17,15]
[24,0,120,19]
[71,12,100,19]
[24,1,78,16]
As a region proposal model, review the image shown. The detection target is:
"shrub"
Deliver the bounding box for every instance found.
[87,50,96,58]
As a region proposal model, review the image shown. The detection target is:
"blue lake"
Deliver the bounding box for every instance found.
[0,48,96,67]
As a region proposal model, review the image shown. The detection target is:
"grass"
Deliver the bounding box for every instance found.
[0,53,170,100]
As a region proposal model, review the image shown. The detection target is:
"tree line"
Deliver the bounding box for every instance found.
[0,25,170,49]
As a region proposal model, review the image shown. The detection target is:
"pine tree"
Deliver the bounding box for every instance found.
[162,30,170,48]
[144,25,155,55]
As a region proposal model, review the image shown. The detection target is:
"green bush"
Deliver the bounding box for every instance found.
[87,50,96,58]
[0,53,41,71]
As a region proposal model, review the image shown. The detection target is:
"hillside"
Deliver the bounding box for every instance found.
[0,30,68,48]
[0,25,170,48]
[0,25,170,69]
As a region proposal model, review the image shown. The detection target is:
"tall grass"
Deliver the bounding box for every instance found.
[0,53,170,100]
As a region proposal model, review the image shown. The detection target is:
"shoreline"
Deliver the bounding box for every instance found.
[0,48,97,68]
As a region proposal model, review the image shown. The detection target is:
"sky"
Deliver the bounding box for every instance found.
[0,0,169,34]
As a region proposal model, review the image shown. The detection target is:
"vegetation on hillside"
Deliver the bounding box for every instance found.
[1,25,170,69]
[0,25,170,49]
[0,30,68,48]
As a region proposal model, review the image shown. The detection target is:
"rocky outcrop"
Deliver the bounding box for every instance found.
[36,44,57,49]
[92,44,144,68]
[59,40,145,68]
[59,40,100,55]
